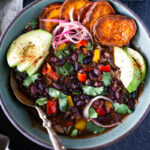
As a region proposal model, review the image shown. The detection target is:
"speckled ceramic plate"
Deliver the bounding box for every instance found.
[0,0,150,149]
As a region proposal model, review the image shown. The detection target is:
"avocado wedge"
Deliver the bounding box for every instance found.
[114,47,142,93]
[7,29,52,75]
[124,47,146,82]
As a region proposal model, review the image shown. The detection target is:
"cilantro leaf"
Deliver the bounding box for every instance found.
[86,122,105,134]
[49,88,60,98]
[71,129,78,137]
[49,88,69,112]
[101,72,112,86]
[89,107,98,118]
[66,125,73,135]
[87,41,94,51]
[82,86,105,96]
[58,62,74,76]
[113,103,132,114]
[23,73,40,87]
[35,98,47,106]
[59,93,69,112]
[25,19,38,29]
[54,49,70,59]
[70,44,77,51]
[78,53,85,64]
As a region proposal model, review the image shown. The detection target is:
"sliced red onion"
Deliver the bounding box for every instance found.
[89,119,120,128]
[83,96,113,119]
[69,8,74,22]
[40,19,68,23]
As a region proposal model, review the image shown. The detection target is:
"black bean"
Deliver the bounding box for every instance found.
[45,88,49,95]
[80,95,89,100]
[83,56,92,65]
[57,58,65,65]
[93,68,100,76]
[73,97,80,103]
[31,85,37,95]
[75,62,81,71]
[71,53,78,61]
[50,56,58,63]
[72,83,78,89]
[76,49,82,55]
[115,91,120,99]
[85,79,91,86]
[38,83,44,90]
[53,83,63,90]
[77,101,85,106]
[94,82,103,87]
[89,72,95,80]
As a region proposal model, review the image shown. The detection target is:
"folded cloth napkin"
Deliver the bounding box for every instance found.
[0,0,23,38]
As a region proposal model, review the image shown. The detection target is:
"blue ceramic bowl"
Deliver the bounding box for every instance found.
[0,0,150,149]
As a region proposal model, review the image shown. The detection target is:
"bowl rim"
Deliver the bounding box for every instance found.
[0,0,150,149]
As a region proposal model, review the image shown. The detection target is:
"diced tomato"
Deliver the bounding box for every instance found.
[66,121,74,127]
[76,40,88,49]
[96,107,106,116]
[47,101,57,115]
[98,77,103,81]
[77,72,87,82]
[99,65,111,72]
[49,71,58,81]
[42,63,52,75]
[83,67,94,71]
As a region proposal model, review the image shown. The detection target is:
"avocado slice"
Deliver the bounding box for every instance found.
[114,47,142,93]
[7,29,52,75]
[124,47,146,82]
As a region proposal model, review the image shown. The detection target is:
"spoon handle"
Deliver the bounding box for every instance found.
[35,106,67,150]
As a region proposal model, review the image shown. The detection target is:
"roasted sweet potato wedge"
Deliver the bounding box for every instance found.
[82,1,115,31]
[78,2,93,22]
[39,2,62,33]
[60,0,89,21]
[93,15,137,47]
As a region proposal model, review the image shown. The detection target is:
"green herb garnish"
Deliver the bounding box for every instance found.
[54,49,70,59]
[113,103,132,114]
[58,62,74,76]
[78,53,85,64]
[82,86,105,96]
[101,72,112,86]
[71,129,78,137]
[86,122,105,134]
[49,88,69,112]
[35,97,47,106]
[70,44,77,51]
[72,91,80,95]
[23,73,40,87]
[87,41,94,51]
[89,107,98,119]
[25,19,38,29]
[66,125,73,135]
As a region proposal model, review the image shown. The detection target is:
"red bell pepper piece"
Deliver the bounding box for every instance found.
[96,107,106,116]
[47,101,57,115]
[84,67,94,71]
[76,40,88,49]
[99,65,111,72]
[66,121,74,127]
[49,71,58,81]
[77,72,87,82]
[42,63,52,75]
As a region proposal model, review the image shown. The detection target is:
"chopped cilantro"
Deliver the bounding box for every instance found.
[89,107,98,119]
[66,125,73,134]
[54,49,70,59]
[25,19,38,29]
[23,73,40,87]
[86,122,105,134]
[82,86,105,96]
[113,103,132,114]
[101,72,112,86]
[78,53,85,64]
[70,44,77,51]
[35,98,47,106]
[58,62,74,76]
[49,88,69,112]
[71,129,78,137]
[87,41,94,51]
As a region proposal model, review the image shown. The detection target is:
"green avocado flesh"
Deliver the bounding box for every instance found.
[7,29,52,75]
[124,47,146,82]
[114,47,142,93]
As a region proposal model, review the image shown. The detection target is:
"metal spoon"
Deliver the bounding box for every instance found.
[10,70,67,150]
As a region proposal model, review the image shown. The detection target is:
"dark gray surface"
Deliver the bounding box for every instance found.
[0,0,150,149]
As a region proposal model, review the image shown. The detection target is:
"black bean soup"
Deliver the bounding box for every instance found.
[12,23,143,138]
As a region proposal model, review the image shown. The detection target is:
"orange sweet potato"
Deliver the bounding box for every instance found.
[93,15,137,47]
[78,2,93,22]
[82,1,115,32]
[60,0,89,21]
[39,3,62,33]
